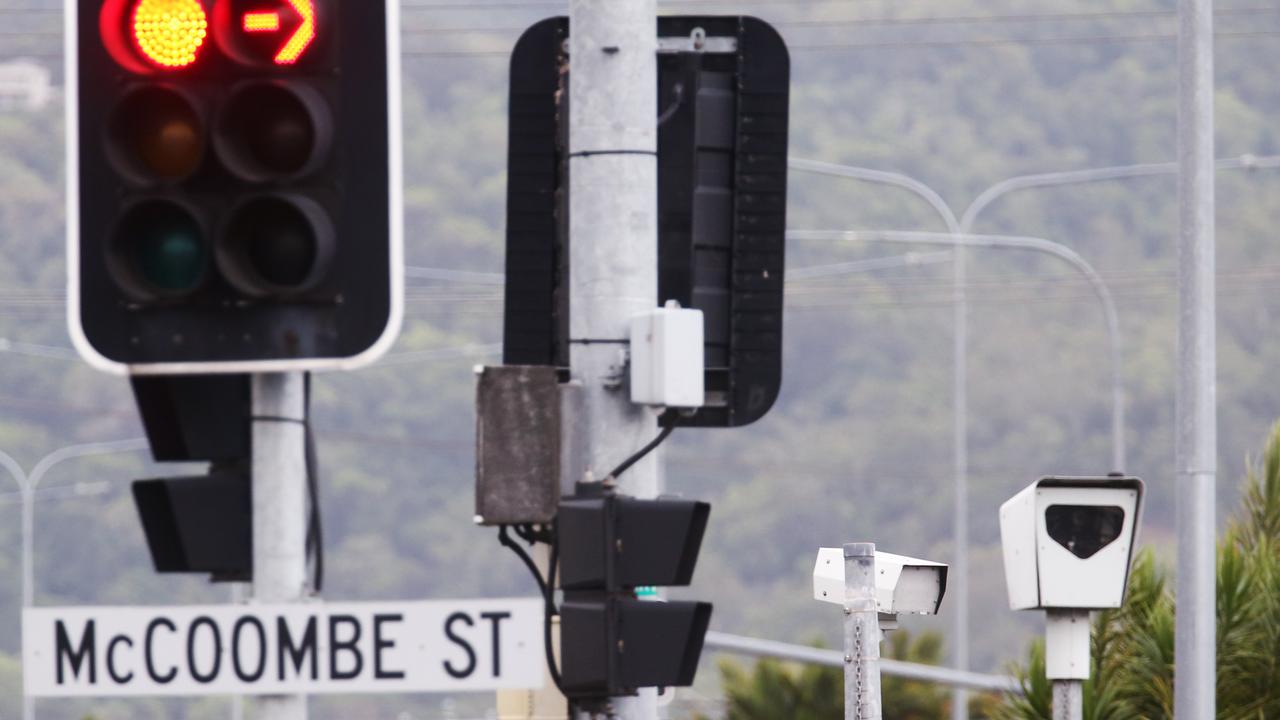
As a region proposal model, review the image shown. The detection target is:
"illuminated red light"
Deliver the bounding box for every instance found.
[131,0,209,69]
[272,0,316,65]
[243,12,280,33]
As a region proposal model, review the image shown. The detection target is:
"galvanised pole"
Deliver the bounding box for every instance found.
[566,1,661,718]
[1175,0,1218,713]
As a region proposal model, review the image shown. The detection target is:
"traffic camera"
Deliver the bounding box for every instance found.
[999,476,1144,611]
[999,475,1144,681]
[813,548,948,616]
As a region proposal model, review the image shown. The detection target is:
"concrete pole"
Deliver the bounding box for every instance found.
[1175,0,1217,715]
[566,1,660,718]
[843,543,881,720]
[248,373,309,720]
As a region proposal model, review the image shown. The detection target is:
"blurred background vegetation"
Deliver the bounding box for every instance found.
[2,0,1280,716]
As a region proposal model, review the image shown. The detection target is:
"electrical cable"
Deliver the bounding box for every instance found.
[497,524,548,597]
[607,425,676,481]
[544,529,564,692]
[496,524,565,691]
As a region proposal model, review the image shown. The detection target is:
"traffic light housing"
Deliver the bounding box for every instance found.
[133,468,251,580]
[503,16,790,426]
[69,0,402,373]
[556,487,713,699]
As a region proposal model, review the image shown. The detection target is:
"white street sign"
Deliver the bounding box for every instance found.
[24,598,543,698]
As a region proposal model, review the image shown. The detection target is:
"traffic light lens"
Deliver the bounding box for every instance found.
[245,202,315,287]
[109,200,208,300]
[216,82,330,181]
[109,86,205,182]
[218,195,334,297]
[131,0,209,69]
[139,226,204,291]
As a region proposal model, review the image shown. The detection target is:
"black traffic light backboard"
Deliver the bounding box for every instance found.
[503,16,790,427]
[69,0,402,373]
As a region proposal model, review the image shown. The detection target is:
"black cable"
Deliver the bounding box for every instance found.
[607,425,676,481]
[497,525,548,597]
[303,373,324,594]
[496,525,565,691]
[544,530,563,691]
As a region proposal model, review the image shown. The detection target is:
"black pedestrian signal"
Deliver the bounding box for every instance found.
[503,16,790,426]
[556,486,713,700]
[69,0,401,372]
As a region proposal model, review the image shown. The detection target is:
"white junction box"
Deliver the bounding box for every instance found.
[630,302,705,408]
[999,476,1144,611]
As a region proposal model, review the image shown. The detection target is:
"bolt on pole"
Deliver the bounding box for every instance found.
[248,373,309,720]
[844,543,882,720]
[565,1,661,719]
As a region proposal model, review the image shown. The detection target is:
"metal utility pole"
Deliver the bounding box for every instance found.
[1175,0,1217,714]
[248,373,309,720]
[566,1,660,719]
[844,543,882,720]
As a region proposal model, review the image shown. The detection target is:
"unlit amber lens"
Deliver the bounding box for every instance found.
[132,0,208,69]
[111,86,204,181]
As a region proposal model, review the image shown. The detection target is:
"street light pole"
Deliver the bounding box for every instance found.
[1175,0,1218,713]
[7,438,150,720]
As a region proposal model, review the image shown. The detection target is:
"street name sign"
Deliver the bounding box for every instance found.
[24,598,542,698]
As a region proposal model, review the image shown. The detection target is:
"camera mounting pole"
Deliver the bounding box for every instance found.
[844,543,882,720]
[1045,609,1090,720]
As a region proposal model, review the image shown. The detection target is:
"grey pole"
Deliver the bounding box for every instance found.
[566,1,660,719]
[1052,681,1084,720]
[950,205,970,720]
[248,373,309,720]
[1175,0,1218,713]
[788,158,972,720]
[844,543,881,720]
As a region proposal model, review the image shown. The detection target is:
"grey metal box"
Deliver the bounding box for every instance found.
[475,365,561,525]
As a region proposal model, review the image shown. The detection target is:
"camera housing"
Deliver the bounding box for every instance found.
[813,548,948,615]
[1000,476,1144,611]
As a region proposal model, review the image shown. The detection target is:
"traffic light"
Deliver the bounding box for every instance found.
[69,0,402,372]
[503,16,790,426]
[556,486,713,700]
[129,374,253,580]
[132,468,252,580]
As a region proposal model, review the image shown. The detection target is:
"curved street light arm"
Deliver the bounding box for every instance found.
[789,157,963,235]
[788,229,1125,473]
[959,154,1280,233]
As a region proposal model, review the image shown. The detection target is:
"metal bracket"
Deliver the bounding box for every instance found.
[657,28,738,54]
